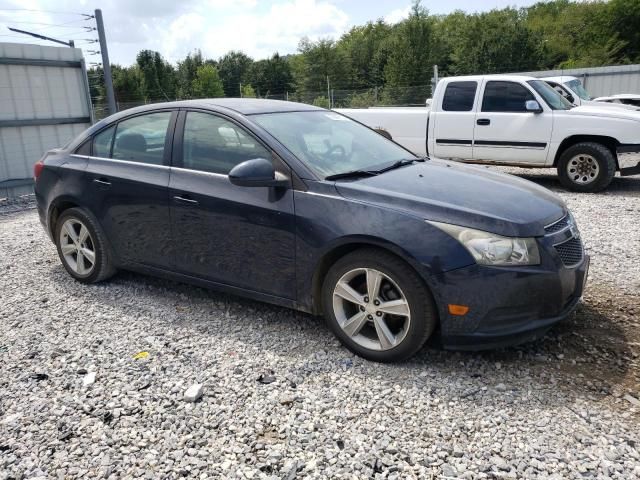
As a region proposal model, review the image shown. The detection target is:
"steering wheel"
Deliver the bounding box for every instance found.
[326,144,347,160]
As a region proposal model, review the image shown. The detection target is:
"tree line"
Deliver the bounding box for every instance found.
[88,0,640,113]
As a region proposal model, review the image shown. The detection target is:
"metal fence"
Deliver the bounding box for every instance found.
[90,83,434,121]
[0,42,92,199]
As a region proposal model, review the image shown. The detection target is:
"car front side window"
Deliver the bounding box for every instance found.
[181,112,271,175]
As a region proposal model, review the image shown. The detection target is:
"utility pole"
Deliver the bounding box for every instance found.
[326,76,330,105]
[239,82,242,97]
[95,9,116,115]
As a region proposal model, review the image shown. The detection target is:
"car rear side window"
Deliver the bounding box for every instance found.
[181,112,271,175]
[482,81,535,112]
[111,112,172,165]
[92,125,115,158]
[442,81,477,111]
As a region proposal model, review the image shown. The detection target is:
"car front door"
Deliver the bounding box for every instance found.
[432,80,478,160]
[83,110,176,268]
[473,80,553,164]
[169,110,296,299]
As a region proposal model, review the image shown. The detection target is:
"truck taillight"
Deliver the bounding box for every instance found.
[33,160,44,181]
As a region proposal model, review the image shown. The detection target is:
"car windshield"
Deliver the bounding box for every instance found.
[528,80,573,110]
[251,110,416,178]
[565,79,591,100]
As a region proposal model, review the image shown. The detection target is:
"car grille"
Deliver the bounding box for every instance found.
[545,215,569,234]
[554,236,583,267]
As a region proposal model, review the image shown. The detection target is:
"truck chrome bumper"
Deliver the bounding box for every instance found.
[617,144,640,176]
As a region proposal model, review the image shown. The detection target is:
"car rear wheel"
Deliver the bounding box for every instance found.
[322,248,437,362]
[557,142,616,192]
[55,207,115,283]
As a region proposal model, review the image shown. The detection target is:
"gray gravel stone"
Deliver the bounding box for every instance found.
[1,178,639,479]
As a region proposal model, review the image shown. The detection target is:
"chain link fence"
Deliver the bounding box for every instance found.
[91,84,433,120]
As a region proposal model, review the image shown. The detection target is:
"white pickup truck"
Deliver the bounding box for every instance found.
[337,74,640,192]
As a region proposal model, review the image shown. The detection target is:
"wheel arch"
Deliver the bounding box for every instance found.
[47,196,83,239]
[553,135,620,169]
[309,236,433,316]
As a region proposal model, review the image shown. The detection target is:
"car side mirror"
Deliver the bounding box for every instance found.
[525,100,543,113]
[228,158,289,188]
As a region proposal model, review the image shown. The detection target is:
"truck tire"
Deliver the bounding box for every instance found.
[557,142,616,192]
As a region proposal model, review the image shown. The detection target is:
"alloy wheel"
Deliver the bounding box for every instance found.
[59,218,96,276]
[332,268,411,351]
[567,154,600,185]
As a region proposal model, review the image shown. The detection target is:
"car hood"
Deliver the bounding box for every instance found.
[570,104,640,118]
[334,159,566,237]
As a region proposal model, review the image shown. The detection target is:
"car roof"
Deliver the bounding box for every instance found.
[440,74,538,83]
[541,76,578,83]
[98,98,323,123]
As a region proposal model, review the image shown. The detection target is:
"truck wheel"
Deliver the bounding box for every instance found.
[557,142,616,192]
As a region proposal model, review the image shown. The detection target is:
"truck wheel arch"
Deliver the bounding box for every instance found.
[554,135,620,169]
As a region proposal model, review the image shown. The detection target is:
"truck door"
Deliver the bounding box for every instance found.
[473,80,553,165]
[431,80,477,160]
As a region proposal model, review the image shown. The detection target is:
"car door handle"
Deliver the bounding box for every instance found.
[93,178,111,186]
[476,118,491,126]
[173,195,199,205]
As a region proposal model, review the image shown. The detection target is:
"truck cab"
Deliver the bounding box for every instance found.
[338,74,640,192]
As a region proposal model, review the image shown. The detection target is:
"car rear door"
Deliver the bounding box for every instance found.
[472,80,553,164]
[83,110,177,268]
[431,80,478,160]
[168,109,296,299]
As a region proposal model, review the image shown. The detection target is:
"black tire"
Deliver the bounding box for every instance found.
[557,142,616,192]
[321,248,437,362]
[54,207,116,283]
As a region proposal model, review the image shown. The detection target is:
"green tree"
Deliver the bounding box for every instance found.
[136,50,176,101]
[218,51,253,97]
[312,95,331,108]
[176,50,204,98]
[241,84,256,98]
[247,53,294,97]
[191,64,225,98]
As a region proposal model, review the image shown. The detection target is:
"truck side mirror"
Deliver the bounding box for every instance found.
[525,100,543,113]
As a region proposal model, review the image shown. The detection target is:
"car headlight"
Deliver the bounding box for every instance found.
[429,221,540,266]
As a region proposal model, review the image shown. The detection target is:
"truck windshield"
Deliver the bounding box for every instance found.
[565,79,592,100]
[251,110,416,179]
[528,80,573,110]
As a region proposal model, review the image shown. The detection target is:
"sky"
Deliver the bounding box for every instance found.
[0,0,550,66]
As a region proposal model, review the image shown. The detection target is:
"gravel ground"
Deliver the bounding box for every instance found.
[1,170,639,479]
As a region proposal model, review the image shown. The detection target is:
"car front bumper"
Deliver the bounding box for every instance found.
[430,254,589,351]
[617,144,640,176]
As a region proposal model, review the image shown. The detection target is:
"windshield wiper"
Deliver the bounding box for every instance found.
[374,157,425,173]
[325,157,425,181]
[325,170,379,181]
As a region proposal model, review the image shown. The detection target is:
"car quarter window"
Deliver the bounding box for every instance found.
[110,112,172,165]
[442,81,477,111]
[181,111,271,175]
[481,81,535,113]
[92,125,115,158]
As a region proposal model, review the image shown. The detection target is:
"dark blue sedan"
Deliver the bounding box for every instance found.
[34,99,589,362]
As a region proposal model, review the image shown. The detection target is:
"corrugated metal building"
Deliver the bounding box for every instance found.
[0,42,92,199]
[518,64,640,98]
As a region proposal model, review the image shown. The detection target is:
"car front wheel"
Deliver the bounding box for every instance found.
[55,207,116,283]
[322,248,437,362]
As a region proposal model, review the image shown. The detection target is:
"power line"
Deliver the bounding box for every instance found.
[0,8,90,16]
